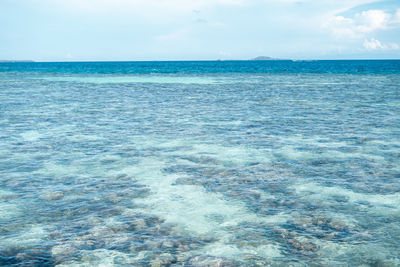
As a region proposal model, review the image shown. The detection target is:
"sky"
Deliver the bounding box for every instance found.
[1,0,400,61]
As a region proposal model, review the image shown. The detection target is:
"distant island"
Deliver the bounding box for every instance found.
[0,60,35,62]
[251,56,288,61]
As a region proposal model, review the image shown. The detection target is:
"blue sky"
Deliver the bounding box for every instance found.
[1,0,400,61]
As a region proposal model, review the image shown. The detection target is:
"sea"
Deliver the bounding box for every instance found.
[0,60,400,266]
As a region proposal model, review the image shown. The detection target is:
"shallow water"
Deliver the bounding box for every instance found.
[1,61,400,266]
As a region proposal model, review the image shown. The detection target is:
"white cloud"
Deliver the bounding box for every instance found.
[325,15,358,38]
[355,10,391,33]
[363,38,384,49]
[390,43,400,50]
[393,8,400,24]
[363,38,400,50]
[5,0,399,60]
[325,9,392,39]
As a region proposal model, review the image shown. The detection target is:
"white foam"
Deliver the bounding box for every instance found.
[20,130,42,142]
[316,240,400,266]
[191,143,272,166]
[293,182,400,211]
[277,135,348,148]
[274,144,385,162]
[200,242,282,259]
[276,146,317,161]
[36,162,82,177]
[0,202,20,220]
[57,249,136,266]
[67,134,104,141]
[0,225,47,248]
[274,135,386,162]
[39,76,234,85]
[131,136,272,167]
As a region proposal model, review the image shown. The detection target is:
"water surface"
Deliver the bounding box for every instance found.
[1,61,400,266]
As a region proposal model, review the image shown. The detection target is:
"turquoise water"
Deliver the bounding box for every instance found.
[1,61,400,266]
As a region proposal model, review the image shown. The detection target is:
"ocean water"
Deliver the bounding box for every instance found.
[0,60,400,266]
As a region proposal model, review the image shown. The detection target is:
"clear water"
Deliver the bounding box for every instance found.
[0,61,400,266]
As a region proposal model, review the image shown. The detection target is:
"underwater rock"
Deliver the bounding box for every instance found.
[288,239,319,252]
[174,177,195,186]
[15,252,28,261]
[323,232,337,239]
[313,217,329,226]
[108,223,130,233]
[199,235,216,243]
[129,242,147,253]
[145,240,162,250]
[161,240,176,249]
[113,255,127,264]
[72,240,96,250]
[131,218,147,230]
[327,221,347,231]
[104,193,122,204]
[0,193,20,200]
[132,188,151,198]
[241,254,271,266]
[150,253,176,267]
[104,234,132,251]
[275,227,298,240]
[39,191,64,201]
[90,225,114,237]
[186,255,234,266]
[176,253,190,262]
[51,243,77,261]
[7,248,54,266]
[177,244,191,252]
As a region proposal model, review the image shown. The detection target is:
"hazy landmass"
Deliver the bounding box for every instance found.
[251,56,288,61]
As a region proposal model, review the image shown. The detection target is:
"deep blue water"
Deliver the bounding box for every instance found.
[1,60,400,74]
[1,61,400,266]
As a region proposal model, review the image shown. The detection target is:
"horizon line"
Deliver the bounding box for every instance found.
[2,58,400,63]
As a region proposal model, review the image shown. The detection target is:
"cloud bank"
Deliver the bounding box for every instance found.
[1,0,400,60]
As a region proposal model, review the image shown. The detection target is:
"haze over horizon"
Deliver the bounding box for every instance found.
[1,0,400,61]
